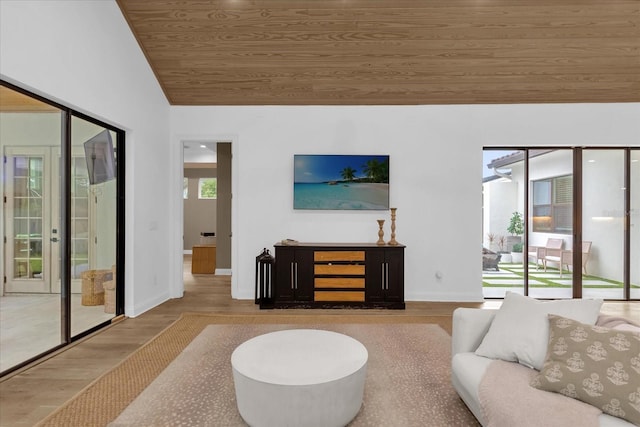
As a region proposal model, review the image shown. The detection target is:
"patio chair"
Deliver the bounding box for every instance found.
[543,241,592,278]
[528,238,563,269]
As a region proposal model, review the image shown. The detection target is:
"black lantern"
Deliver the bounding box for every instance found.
[255,248,275,308]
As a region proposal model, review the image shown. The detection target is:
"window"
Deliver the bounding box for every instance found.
[183,178,188,199]
[198,178,217,199]
[532,175,572,233]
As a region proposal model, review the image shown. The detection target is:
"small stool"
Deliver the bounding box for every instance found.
[191,245,216,274]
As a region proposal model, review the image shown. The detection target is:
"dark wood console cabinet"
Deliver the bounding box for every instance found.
[273,242,405,309]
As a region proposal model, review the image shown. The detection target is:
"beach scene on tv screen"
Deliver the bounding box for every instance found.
[294,155,389,210]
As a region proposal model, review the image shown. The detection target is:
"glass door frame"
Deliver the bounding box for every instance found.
[623,149,631,301]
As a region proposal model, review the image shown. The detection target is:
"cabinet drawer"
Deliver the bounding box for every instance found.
[314,264,365,276]
[315,278,365,289]
[314,251,365,262]
[314,291,365,302]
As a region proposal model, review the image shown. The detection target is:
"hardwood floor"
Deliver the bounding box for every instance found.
[0,256,636,427]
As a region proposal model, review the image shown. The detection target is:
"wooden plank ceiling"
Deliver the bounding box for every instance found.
[0,86,60,112]
[117,0,640,106]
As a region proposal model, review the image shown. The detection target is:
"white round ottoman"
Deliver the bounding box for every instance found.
[231,329,368,427]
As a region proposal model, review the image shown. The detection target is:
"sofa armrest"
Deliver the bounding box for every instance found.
[452,308,496,357]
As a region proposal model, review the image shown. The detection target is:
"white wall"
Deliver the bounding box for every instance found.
[483,179,518,249]
[516,150,573,250]
[1,0,172,316]
[170,104,640,302]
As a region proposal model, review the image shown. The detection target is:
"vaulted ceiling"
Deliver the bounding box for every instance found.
[117,0,639,106]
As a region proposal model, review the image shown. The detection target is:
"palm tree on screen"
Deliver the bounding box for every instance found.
[363,159,382,182]
[340,166,356,182]
[362,158,390,183]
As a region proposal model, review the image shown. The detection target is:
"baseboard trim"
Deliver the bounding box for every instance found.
[126,292,171,318]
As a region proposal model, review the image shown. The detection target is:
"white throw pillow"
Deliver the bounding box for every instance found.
[474,292,603,370]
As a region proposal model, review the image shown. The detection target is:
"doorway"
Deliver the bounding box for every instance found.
[182,141,232,275]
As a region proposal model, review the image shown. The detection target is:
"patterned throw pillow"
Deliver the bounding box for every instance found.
[532,314,640,426]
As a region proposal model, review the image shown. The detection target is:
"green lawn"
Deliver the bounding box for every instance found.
[483,263,639,289]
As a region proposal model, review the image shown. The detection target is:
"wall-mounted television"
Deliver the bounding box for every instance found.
[294,154,389,210]
[84,130,116,185]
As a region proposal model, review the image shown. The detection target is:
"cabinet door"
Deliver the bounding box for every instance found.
[365,249,385,302]
[274,247,314,302]
[385,248,405,302]
[293,248,314,301]
[275,246,295,301]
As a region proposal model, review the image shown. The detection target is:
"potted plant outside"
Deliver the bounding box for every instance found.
[487,232,496,252]
[511,242,524,263]
[497,235,511,263]
[506,212,524,251]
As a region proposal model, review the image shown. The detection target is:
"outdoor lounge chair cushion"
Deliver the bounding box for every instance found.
[528,238,563,262]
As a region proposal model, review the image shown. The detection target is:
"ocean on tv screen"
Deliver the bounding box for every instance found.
[294,182,389,210]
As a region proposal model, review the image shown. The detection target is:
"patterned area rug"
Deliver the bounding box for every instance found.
[36,313,478,427]
[109,323,479,426]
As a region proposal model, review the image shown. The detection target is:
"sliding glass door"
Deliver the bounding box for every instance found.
[69,116,118,336]
[582,150,625,299]
[482,147,637,301]
[482,149,525,298]
[1,82,124,375]
[1,101,64,370]
[528,149,573,299]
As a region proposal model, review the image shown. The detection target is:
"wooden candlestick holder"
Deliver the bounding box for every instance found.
[388,208,398,245]
[376,219,385,245]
